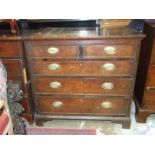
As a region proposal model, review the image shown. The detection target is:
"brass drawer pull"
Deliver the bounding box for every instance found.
[101,101,112,108]
[52,101,63,108]
[50,81,61,89]
[47,47,59,55]
[48,63,61,71]
[102,82,114,90]
[103,46,117,55]
[146,86,155,90]
[102,63,116,71]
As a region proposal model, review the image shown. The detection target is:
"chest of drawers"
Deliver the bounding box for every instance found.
[0,20,145,130]
[24,31,144,128]
[134,23,155,122]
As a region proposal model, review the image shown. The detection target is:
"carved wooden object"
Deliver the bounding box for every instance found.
[7,81,26,134]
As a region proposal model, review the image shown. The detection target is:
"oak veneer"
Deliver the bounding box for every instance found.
[23,23,144,128]
[36,96,129,115]
[31,60,134,77]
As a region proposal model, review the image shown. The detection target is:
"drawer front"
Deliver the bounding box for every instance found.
[143,92,155,110]
[0,41,20,58]
[146,65,155,90]
[90,97,129,115]
[143,100,155,110]
[31,60,134,77]
[36,96,90,114]
[34,78,132,96]
[83,45,134,59]
[144,92,155,101]
[29,45,79,58]
[35,96,129,115]
[2,60,23,76]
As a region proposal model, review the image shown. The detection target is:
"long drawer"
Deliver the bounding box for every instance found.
[31,60,134,77]
[35,96,129,115]
[0,41,21,58]
[28,45,79,58]
[28,44,135,59]
[34,77,132,96]
[83,44,135,59]
[2,60,23,76]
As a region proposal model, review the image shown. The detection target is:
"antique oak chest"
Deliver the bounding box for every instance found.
[0,20,144,129]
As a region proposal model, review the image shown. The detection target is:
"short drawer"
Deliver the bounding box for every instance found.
[34,78,132,96]
[31,60,134,77]
[35,96,129,115]
[0,41,20,58]
[143,92,155,110]
[2,60,23,76]
[29,45,79,58]
[83,45,135,59]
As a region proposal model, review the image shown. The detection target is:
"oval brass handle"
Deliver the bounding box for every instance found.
[47,47,59,55]
[48,63,61,71]
[52,101,63,108]
[102,82,114,90]
[101,101,112,108]
[102,63,116,71]
[50,81,61,89]
[103,46,117,55]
